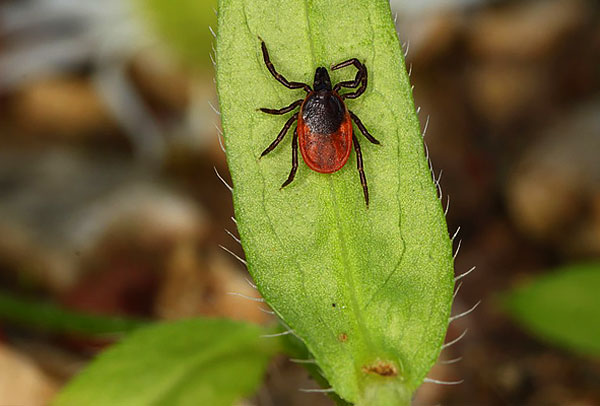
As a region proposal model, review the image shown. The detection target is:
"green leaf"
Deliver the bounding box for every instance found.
[136,0,217,69]
[0,291,145,336]
[216,1,454,404]
[54,319,280,406]
[504,263,600,357]
[281,333,352,406]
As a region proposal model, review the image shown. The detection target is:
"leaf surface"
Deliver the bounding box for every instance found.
[504,263,600,356]
[54,319,278,406]
[216,0,454,403]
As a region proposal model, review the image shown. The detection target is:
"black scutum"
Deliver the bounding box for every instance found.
[302,91,345,135]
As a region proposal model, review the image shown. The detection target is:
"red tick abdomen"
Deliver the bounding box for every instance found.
[297,110,353,174]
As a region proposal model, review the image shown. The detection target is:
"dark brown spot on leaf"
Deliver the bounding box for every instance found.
[362,360,398,377]
[338,332,347,342]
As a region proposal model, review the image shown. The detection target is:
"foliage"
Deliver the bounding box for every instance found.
[137,0,218,69]
[216,0,454,404]
[504,262,600,357]
[54,319,279,406]
[0,291,144,336]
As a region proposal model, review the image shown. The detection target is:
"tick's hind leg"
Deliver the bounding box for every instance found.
[261,40,312,93]
[259,99,303,115]
[352,134,369,207]
[261,113,298,157]
[349,111,380,145]
[281,128,298,189]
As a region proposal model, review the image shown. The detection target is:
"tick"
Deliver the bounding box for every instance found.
[258,40,380,206]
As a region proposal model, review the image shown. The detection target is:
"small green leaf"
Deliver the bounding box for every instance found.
[0,291,144,336]
[504,262,600,357]
[54,319,280,406]
[216,0,453,404]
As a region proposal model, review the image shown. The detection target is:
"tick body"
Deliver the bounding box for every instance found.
[259,40,380,206]
[298,80,352,173]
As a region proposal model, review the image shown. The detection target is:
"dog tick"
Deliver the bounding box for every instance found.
[258,40,380,206]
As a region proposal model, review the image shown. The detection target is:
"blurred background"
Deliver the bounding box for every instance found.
[0,0,599,404]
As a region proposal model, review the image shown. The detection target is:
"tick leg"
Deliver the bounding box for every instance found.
[349,111,380,145]
[340,74,367,99]
[331,58,367,99]
[352,134,369,207]
[281,128,298,189]
[331,58,364,89]
[331,58,364,75]
[261,40,312,93]
[260,113,298,157]
[259,99,303,115]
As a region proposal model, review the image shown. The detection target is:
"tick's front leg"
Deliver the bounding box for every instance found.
[260,40,312,93]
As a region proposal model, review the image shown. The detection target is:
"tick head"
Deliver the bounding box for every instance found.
[313,67,332,92]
